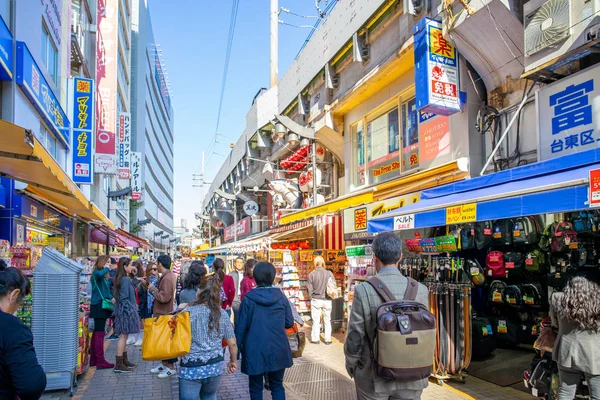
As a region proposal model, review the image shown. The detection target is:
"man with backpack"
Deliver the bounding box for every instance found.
[344,232,432,400]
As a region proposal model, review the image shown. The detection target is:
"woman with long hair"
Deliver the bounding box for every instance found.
[146,261,159,315]
[179,261,207,305]
[89,255,115,369]
[0,260,46,400]
[551,273,600,399]
[112,257,140,373]
[213,258,235,317]
[128,260,149,346]
[179,273,238,400]
[240,259,257,301]
[235,262,294,400]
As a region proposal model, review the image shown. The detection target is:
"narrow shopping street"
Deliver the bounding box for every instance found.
[41,327,533,400]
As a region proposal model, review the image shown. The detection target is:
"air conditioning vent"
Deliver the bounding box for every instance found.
[525,0,571,56]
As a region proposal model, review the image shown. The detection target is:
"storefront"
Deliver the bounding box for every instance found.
[366,145,600,387]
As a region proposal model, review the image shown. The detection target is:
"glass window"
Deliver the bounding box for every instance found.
[351,121,365,188]
[103,176,110,194]
[42,24,58,83]
[366,108,401,185]
[402,98,419,171]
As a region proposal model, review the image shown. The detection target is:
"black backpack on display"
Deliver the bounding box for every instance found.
[522,283,543,308]
[475,221,493,250]
[489,280,507,304]
[461,223,476,250]
[504,252,525,279]
[492,219,513,247]
[503,285,523,307]
[489,317,519,346]
[513,216,540,246]
[471,316,497,360]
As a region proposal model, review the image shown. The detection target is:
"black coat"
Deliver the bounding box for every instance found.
[0,311,46,400]
[234,287,294,376]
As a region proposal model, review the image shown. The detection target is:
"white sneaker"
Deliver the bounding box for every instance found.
[134,333,143,346]
[157,367,176,379]
[150,364,165,374]
[126,335,136,345]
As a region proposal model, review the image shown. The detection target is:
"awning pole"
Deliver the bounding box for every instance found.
[479,93,530,176]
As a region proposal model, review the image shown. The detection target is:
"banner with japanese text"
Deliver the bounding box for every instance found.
[130,152,142,200]
[71,77,94,184]
[118,112,131,179]
[537,63,600,161]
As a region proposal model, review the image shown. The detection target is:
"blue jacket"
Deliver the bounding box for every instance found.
[235,287,294,375]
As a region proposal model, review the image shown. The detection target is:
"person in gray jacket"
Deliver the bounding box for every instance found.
[550,272,600,400]
[344,232,430,400]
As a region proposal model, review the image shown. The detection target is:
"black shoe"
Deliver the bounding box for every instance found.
[324,341,332,345]
[310,340,320,344]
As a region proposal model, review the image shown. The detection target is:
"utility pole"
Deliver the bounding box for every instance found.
[270,0,278,87]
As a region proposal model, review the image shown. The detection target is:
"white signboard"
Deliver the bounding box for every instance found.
[94,154,118,175]
[393,214,415,231]
[537,63,600,161]
[118,112,131,179]
[130,152,142,201]
[243,200,259,216]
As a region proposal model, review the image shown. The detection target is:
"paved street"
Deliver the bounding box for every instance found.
[41,327,533,400]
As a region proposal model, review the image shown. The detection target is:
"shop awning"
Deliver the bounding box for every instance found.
[368,160,598,233]
[90,227,127,246]
[279,191,374,225]
[204,231,273,255]
[116,228,151,250]
[0,120,114,228]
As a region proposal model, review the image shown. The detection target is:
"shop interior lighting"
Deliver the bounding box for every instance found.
[27,226,54,236]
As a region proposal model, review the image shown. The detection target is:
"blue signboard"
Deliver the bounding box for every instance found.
[0,15,13,81]
[414,18,461,116]
[16,41,70,147]
[72,78,95,184]
[18,196,73,233]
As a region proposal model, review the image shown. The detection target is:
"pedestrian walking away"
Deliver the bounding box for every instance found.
[235,262,294,400]
[112,257,140,373]
[345,232,431,400]
[214,258,236,318]
[148,254,178,378]
[179,260,208,306]
[240,258,257,301]
[550,272,600,400]
[307,255,334,344]
[0,259,46,400]
[229,257,245,326]
[89,255,115,369]
[178,273,238,400]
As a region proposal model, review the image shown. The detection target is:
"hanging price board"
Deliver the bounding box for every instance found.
[435,235,457,253]
[405,239,422,253]
[419,238,438,254]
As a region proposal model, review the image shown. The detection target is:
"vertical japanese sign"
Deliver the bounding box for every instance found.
[537,64,600,161]
[118,112,131,179]
[71,78,95,184]
[130,152,142,200]
[42,0,62,48]
[419,112,450,163]
[95,0,118,175]
[414,18,461,116]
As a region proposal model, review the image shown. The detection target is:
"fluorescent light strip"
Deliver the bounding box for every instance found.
[27,227,54,236]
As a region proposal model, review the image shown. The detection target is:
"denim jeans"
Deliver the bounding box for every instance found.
[179,375,222,400]
[558,366,600,400]
[249,369,286,400]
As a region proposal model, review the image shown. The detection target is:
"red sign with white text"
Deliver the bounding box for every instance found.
[95,0,118,174]
[224,217,251,242]
[589,169,600,207]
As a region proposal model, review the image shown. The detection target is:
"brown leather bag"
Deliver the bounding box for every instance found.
[366,277,436,381]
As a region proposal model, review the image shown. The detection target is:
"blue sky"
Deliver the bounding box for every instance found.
[148,0,327,230]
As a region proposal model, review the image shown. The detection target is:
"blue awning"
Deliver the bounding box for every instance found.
[368,163,597,234]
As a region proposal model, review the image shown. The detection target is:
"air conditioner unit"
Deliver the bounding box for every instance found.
[524,0,600,74]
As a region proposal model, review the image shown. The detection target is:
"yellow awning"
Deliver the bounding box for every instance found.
[279,191,374,225]
[0,120,114,229]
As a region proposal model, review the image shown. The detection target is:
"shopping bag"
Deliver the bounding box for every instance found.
[534,326,557,355]
[142,312,192,361]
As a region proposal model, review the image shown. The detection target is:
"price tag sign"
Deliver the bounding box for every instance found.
[445,203,477,224]
[591,168,600,207]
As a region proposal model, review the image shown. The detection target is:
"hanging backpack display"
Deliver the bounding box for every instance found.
[539,222,554,252]
[475,221,493,250]
[570,211,594,233]
[461,223,476,250]
[492,219,513,247]
[488,280,507,304]
[551,222,577,252]
[486,251,505,278]
[503,285,523,307]
[504,252,525,279]
[513,216,540,246]
[522,283,543,308]
[464,259,485,287]
[489,317,518,345]
[471,316,496,360]
[525,249,547,273]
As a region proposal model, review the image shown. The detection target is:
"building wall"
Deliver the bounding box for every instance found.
[131,0,174,249]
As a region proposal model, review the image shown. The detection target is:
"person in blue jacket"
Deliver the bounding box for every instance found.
[235,262,294,400]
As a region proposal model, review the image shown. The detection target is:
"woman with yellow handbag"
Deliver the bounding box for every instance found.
[178,273,238,400]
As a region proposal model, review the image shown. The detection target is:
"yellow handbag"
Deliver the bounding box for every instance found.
[142,312,192,361]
